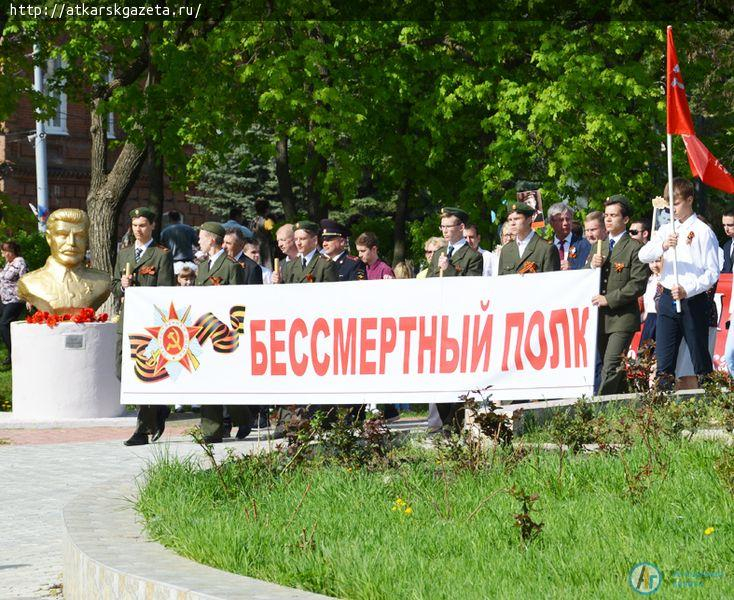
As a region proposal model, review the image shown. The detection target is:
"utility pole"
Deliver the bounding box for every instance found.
[33,43,49,232]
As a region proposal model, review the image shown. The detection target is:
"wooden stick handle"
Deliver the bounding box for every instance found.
[274,258,280,273]
[596,239,602,255]
[125,262,131,277]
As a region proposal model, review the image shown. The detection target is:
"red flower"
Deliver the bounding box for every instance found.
[305,274,315,282]
[26,308,109,327]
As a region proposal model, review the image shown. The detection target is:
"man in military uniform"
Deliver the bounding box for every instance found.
[426,207,483,436]
[223,227,264,285]
[587,195,650,395]
[499,201,561,274]
[272,221,339,284]
[196,222,251,443]
[271,221,338,436]
[320,218,366,281]
[113,207,175,447]
[427,207,484,278]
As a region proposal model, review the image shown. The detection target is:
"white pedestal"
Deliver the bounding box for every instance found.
[11,321,123,420]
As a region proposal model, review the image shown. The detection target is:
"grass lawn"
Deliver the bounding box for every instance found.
[138,410,733,599]
[0,345,11,412]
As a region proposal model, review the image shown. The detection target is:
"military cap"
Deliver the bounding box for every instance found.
[605,194,630,210]
[440,206,469,224]
[506,201,535,217]
[320,218,349,238]
[294,220,320,236]
[129,207,156,222]
[199,221,225,237]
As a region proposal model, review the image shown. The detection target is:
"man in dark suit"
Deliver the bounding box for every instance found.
[223,227,264,285]
[196,222,251,443]
[320,219,366,281]
[113,207,175,447]
[587,195,650,395]
[426,207,483,436]
[721,210,734,274]
[499,202,560,274]
[547,202,591,270]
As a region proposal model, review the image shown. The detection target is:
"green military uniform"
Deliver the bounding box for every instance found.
[585,233,649,395]
[281,252,339,283]
[427,243,483,277]
[196,251,246,286]
[113,208,175,441]
[426,207,483,434]
[273,222,338,436]
[196,223,249,439]
[498,232,561,274]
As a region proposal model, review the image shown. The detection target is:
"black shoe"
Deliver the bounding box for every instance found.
[124,432,149,446]
[222,418,233,439]
[202,435,223,444]
[151,409,169,442]
[236,425,251,440]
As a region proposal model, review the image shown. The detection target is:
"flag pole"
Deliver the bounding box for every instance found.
[667,26,682,313]
[666,136,682,314]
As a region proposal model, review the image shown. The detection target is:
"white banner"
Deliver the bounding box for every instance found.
[121,270,600,405]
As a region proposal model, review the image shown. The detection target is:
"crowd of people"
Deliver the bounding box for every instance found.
[0,175,728,443]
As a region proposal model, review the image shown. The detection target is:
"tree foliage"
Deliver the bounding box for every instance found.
[3,9,733,268]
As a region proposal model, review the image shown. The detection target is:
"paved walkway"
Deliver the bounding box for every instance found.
[0,415,425,599]
[0,420,272,599]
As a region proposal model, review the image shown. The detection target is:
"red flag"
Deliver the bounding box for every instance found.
[667,27,695,135]
[682,134,734,194]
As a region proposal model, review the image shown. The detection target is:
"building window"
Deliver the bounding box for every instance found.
[44,57,68,135]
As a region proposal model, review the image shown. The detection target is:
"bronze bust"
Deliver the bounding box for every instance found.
[18,208,111,314]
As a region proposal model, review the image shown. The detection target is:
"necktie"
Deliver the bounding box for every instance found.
[446,246,454,259]
[557,240,565,261]
[302,256,307,268]
[135,247,143,263]
[609,238,616,253]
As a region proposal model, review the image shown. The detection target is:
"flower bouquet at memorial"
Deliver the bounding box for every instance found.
[26,307,109,328]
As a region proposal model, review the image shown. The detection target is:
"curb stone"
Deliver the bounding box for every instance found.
[63,478,333,599]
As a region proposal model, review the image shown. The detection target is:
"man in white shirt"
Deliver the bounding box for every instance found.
[463,223,493,276]
[638,178,720,387]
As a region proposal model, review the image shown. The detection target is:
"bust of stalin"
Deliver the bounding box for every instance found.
[18,208,111,314]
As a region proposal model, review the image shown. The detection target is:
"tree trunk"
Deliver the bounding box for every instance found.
[86,101,147,275]
[147,142,165,239]
[275,136,297,221]
[305,140,328,222]
[393,179,412,265]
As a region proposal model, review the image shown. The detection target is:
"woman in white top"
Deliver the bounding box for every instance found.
[0,241,28,365]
